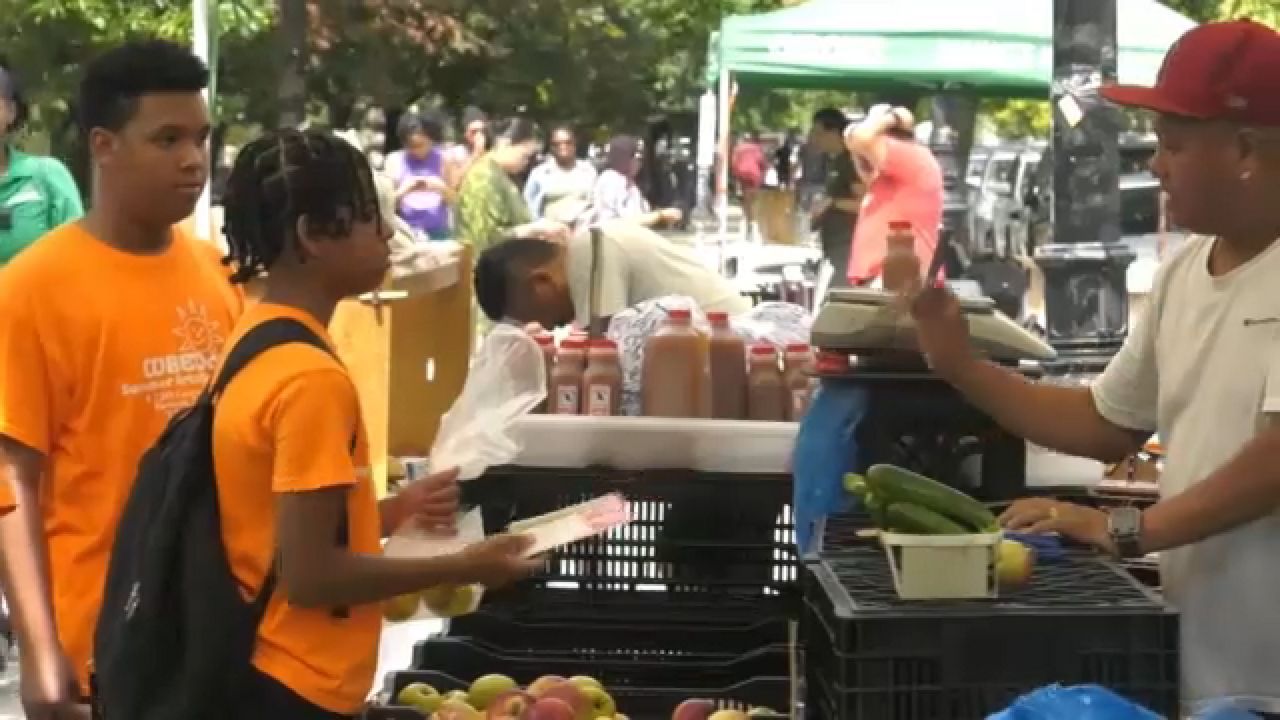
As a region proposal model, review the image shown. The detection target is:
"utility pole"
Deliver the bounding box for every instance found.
[1036,0,1133,370]
[276,0,308,129]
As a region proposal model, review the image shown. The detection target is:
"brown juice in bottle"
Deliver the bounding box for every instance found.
[582,339,623,416]
[882,220,922,294]
[641,308,710,418]
[783,343,815,421]
[534,332,556,413]
[550,337,586,414]
[707,311,747,420]
[747,344,786,422]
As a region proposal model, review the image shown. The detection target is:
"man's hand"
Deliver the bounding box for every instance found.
[658,207,683,225]
[891,107,916,133]
[20,650,89,720]
[909,286,976,382]
[383,466,460,535]
[458,533,544,588]
[422,176,448,193]
[999,498,1115,555]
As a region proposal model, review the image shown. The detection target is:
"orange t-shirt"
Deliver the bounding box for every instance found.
[212,302,382,714]
[0,223,242,690]
[0,478,13,515]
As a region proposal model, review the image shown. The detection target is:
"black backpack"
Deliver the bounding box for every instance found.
[93,317,339,720]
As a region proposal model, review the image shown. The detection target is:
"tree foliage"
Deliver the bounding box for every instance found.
[4,0,1271,158]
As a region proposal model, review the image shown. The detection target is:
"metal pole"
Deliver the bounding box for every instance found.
[1037,0,1132,361]
[192,0,212,243]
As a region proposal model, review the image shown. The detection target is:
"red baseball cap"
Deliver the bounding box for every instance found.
[1102,19,1280,126]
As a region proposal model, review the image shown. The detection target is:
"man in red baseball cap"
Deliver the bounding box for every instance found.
[911,19,1280,716]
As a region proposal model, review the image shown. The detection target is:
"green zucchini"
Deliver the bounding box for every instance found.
[866,464,999,532]
[843,473,868,496]
[865,492,888,528]
[884,502,970,534]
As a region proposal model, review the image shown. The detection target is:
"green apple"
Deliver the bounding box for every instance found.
[467,673,518,710]
[395,682,440,713]
[383,592,421,622]
[567,675,602,692]
[422,584,477,617]
[578,685,615,718]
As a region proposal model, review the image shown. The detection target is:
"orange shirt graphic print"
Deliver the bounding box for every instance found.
[125,299,229,417]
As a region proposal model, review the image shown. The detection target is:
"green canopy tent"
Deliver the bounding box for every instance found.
[707,0,1195,94]
[701,0,1195,239]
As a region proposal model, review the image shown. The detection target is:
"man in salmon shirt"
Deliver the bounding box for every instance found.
[216,128,540,717]
[844,103,945,286]
[0,40,241,719]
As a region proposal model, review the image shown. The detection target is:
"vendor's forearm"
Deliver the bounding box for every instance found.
[1140,428,1280,554]
[948,359,1143,463]
[832,198,860,213]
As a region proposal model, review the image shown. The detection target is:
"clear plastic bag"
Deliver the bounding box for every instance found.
[382,324,547,622]
[426,323,548,480]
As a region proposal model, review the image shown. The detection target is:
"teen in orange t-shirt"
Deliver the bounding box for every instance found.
[216,129,540,717]
[0,41,242,718]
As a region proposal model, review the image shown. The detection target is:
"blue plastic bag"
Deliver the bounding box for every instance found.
[791,382,868,554]
[987,685,1162,720]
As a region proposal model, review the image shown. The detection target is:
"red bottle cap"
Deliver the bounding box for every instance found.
[706,310,730,326]
[667,308,692,321]
[589,338,618,350]
[750,343,778,356]
[561,337,586,350]
[889,220,912,230]
[785,343,811,353]
[535,333,554,346]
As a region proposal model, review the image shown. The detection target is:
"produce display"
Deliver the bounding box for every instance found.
[844,464,1034,588]
[391,673,780,719]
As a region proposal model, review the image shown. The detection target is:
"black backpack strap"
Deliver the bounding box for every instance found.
[211,317,331,400]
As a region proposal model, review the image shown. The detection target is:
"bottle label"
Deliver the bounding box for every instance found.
[586,384,613,416]
[554,385,580,415]
[791,388,808,419]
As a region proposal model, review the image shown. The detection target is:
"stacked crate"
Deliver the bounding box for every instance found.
[368,465,800,719]
[802,512,1180,719]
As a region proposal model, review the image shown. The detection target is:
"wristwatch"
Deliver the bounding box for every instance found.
[1107,507,1144,559]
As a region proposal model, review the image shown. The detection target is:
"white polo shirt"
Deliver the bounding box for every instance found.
[1092,234,1280,713]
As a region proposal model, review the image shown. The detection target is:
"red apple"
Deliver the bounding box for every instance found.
[672,698,716,720]
[540,683,592,720]
[527,675,568,698]
[528,697,577,720]
[486,689,534,719]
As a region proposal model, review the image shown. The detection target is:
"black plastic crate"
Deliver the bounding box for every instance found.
[463,466,797,599]
[479,586,794,625]
[374,670,790,720]
[802,549,1179,719]
[413,636,787,689]
[446,608,789,657]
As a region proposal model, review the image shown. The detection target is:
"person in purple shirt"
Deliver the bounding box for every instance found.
[384,111,453,240]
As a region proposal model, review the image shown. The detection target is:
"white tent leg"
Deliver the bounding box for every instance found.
[192,0,212,244]
[716,68,732,271]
